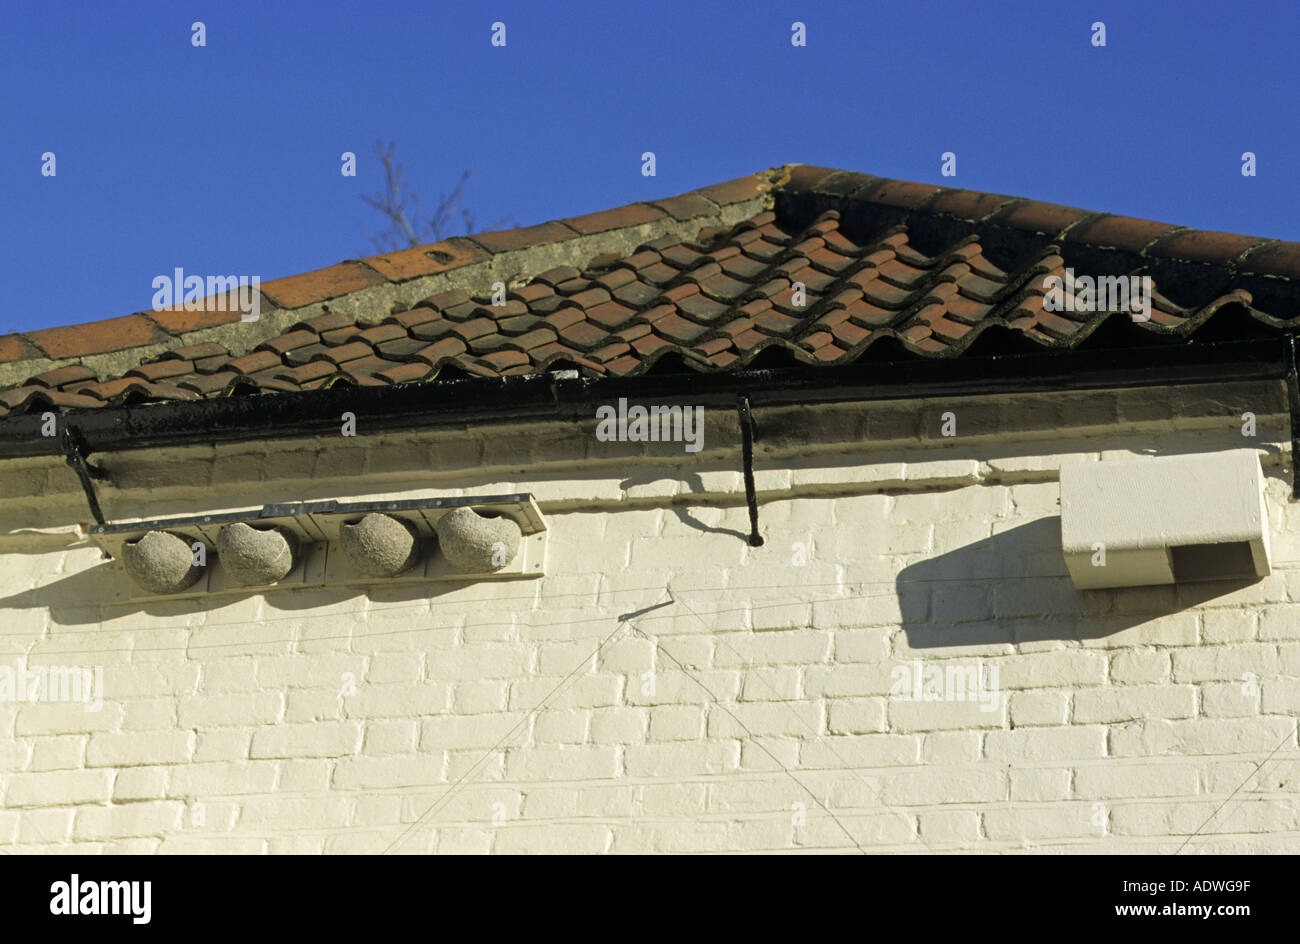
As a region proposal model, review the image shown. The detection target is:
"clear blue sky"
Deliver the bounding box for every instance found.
[2,0,1296,334]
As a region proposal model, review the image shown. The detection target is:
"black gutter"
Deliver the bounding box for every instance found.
[0,337,1290,462]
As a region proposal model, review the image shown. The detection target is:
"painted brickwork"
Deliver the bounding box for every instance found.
[0,382,1296,853]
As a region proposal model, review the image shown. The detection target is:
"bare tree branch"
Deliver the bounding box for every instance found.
[359,141,514,253]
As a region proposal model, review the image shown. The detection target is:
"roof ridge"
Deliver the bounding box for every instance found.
[778,165,1300,273]
[0,171,776,388]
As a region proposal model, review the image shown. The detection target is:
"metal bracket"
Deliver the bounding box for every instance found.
[1288,337,1300,501]
[60,425,108,526]
[89,493,549,602]
[736,395,764,547]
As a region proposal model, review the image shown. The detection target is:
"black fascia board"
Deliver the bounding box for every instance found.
[0,337,1288,461]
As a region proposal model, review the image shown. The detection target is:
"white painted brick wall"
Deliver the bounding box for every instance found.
[0,385,1297,853]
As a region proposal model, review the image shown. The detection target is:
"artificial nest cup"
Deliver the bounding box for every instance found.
[434,507,522,573]
[338,513,422,578]
[122,530,205,594]
[217,522,298,586]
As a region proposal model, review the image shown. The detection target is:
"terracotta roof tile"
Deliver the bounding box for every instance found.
[1241,242,1300,280]
[692,173,770,206]
[604,355,643,375]
[151,301,250,334]
[375,337,432,360]
[614,322,652,343]
[356,324,407,345]
[589,341,631,363]
[362,238,490,282]
[414,337,469,365]
[275,361,336,385]
[439,301,479,322]
[563,202,665,235]
[166,342,229,361]
[676,294,730,322]
[449,318,497,342]
[5,165,1299,415]
[831,320,871,347]
[565,287,610,309]
[611,282,659,308]
[1063,215,1179,254]
[469,221,577,255]
[283,343,330,367]
[583,301,635,330]
[28,364,97,388]
[389,306,444,329]
[227,350,282,374]
[463,332,508,355]
[376,361,438,384]
[478,349,531,371]
[320,325,364,346]
[648,193,717,221]
[653,314,710,345]
[239,370,300,393]
[630,334,674,358]
[68,377,155,402]
[194,354,233,374]
[422,289,471,310]
[0,388,39,410]
[262,262,386,310]
[26,315,169,360]
[318,341,373,365]
[594,268,638,292]
[127,360,196,382]
[543,308,586,332]
[1147,229,1270,265]
[259,329,318,355]
[408,318,456,342]
[295,311,355,333]
[925,187,1018,222]
[752,309,801,335]
[0,334,43,362]
[638,262,679,285]
[509,327,558,351]
[339,355,392,379]
[39,391,107,409]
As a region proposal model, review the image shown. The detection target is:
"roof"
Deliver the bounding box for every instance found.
[3,165,1299,418]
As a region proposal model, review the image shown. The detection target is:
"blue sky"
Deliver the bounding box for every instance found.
[2,0,1297,334]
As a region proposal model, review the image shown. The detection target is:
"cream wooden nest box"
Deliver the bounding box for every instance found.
[1060,449,1270,589]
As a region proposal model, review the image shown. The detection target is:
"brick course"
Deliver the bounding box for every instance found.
[0,388,1296,853]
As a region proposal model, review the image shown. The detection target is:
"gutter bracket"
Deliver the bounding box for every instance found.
[1288,337,1300,501]
[60,425,108,526]
[736,395,764,547]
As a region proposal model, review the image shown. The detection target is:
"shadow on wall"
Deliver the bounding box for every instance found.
[620,469,753,542]
[897,517,1260,648]
[0,558,486,629]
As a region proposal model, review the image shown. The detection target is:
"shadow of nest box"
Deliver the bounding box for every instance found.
[94,495,547,602]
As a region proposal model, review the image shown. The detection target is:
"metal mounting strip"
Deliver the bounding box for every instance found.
[1287,336,1300,501]
[736,395,764,547]
[60,425,108,526]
